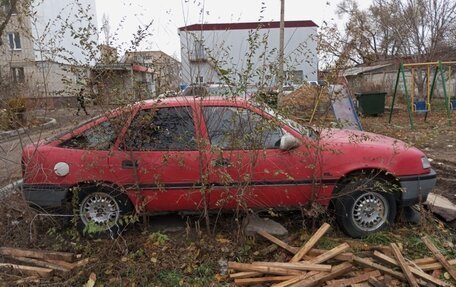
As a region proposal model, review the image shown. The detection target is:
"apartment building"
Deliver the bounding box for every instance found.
[0,0,97,107]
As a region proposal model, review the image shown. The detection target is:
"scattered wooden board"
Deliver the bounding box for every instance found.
[325,270,381,287]
[390,243,419,287]
[290,223,330,262]
[0,263,53,278]
[234,275,296,286]
[0,247,74,262]
[422,235,456,281]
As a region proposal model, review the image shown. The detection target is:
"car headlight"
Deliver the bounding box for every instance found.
[421,156,431,169]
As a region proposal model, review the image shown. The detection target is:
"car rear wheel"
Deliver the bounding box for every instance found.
[77,186,133,238]
[334,177,397,238]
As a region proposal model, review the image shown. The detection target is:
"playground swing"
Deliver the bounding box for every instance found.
[388,61,454,129]
[410,67,430,113]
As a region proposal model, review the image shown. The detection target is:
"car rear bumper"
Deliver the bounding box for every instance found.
[398,169,436,206]
[22,184,69,208]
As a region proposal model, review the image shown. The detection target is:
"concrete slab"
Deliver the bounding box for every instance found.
[243,214,288,237]
[425,193,456,222]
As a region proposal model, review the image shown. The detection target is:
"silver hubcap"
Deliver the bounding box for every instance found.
[80,192,120,228]
[352,192,388,232]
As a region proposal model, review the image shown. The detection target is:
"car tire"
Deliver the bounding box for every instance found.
[76,185,134,238]
[333,177,397,238]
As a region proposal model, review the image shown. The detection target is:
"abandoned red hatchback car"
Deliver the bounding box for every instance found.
[21,97,436,238]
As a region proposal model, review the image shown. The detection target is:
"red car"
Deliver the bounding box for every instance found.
[21,97,436,238]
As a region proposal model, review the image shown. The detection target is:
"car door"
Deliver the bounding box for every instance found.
[202,105,321,210]
[109,105,203,212]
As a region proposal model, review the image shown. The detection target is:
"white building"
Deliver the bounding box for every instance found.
[178,21,318,86]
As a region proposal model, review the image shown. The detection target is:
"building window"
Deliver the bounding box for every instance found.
[2,0,17,14]
[189,39,206,62]
[11,67,25,83]
[195,76,203,83]
[7,32,21,50]
[286,70,303,84]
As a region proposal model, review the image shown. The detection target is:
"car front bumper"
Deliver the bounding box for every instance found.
[398,169,436,206]
[22,184,69,208]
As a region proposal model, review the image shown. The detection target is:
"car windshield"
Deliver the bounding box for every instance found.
[260,105,317,139]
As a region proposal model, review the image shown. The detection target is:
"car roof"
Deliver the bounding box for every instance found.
[139,96,248,108]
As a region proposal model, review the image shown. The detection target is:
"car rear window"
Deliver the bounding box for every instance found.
[59,119,121,150]
[122,106,197,151]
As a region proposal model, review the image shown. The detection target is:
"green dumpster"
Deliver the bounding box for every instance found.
[355,92,386,116]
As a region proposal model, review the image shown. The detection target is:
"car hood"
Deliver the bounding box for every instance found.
[312,128,429,177]
[319,128,411,151]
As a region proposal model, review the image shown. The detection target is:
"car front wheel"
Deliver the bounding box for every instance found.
[77,186,133,238]
[334,178,397,238]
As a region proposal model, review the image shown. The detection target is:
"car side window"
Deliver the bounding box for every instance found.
[122,107,196,151]
[59,120,118,150]
[203,106,282,150]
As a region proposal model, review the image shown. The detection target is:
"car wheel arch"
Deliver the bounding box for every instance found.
[331,168,402,202]
[65,181,133,208]
[330,168,402,238]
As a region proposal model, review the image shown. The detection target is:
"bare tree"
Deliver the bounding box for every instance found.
[336,0,456,64]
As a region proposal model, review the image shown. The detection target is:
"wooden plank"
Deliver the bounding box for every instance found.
[290,223,331,262]
[257,230,299,254]
[228,262,303,276]
[307,249,353,262]
[353,256,406,281]
[234,275,296,286]
[7,256,70,273]
[252,261,331,272]
[229,271,262,279]
[289,262,353,287]
[259,234,299,256]
[422,235,456,281]
[0,247,74,262]
[413,257,437,265]
[43,258,75,270]
[308,242,350,264]
[419,259,456,271]
[325,270,381,287]
[390,243,419,287]
[373,251,449,287]
[271,271,319,287]
[368,277,386,287]
[0,263,53,278]
[72,258,91,268]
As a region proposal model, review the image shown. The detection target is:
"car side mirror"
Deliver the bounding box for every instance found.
[280,133,300,151]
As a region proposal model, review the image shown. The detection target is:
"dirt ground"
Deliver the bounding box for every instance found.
[0,105,455,286]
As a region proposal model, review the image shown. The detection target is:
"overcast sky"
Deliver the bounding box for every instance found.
[95,0,371,60]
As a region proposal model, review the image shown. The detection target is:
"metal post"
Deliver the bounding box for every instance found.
[389,65,402,124]
[425,66,439,122]
[400,65,414,129]
[438,61,452,126]
[277,0,285,99]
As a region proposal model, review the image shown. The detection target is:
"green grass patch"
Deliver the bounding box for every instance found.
[361,231,393,245]
[157,270,183,287]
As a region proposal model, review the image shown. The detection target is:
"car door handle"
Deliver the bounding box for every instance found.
[212,158,230,167]
[122,160,138,169]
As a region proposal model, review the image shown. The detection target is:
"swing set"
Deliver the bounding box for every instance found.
[388,61,455,129]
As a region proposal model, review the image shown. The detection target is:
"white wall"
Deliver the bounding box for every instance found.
[179,25,318,85]
[31,0,98,65]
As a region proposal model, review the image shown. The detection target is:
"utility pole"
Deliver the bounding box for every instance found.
[278,0,285,99]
